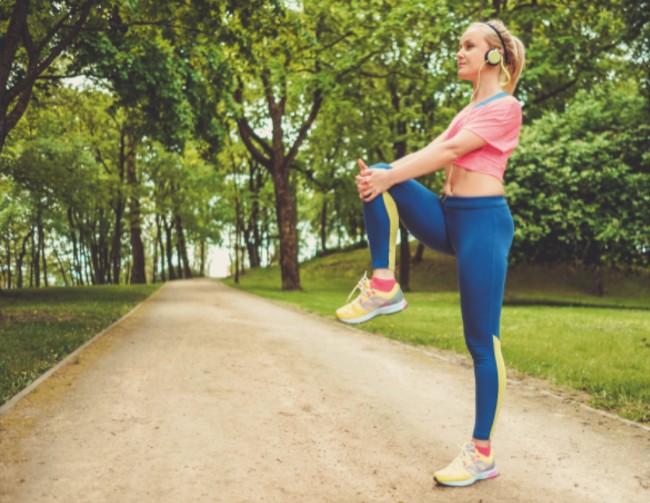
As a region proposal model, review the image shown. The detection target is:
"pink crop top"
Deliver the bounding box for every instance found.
[443,98,522,181]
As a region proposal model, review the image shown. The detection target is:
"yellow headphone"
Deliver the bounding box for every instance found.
[483,23,511,87]
[485,48,504,66]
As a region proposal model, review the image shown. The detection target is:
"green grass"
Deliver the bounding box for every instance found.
[226,245,650,424]
[0,284,161,406]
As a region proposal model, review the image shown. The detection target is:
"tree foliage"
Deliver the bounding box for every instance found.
[0,0,100,154]
[507,79,649,290]
[1,0,648,292]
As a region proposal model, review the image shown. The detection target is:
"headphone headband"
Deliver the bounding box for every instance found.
[483,22,509,65]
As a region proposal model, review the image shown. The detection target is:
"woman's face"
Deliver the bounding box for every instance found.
[456,26,491,81]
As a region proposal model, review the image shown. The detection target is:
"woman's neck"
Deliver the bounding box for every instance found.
[471,83,505,106]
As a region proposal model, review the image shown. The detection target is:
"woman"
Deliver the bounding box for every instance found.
[336,20,526,487]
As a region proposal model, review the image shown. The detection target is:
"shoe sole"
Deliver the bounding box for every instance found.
[337,299,408,325]
[434,466,499,487]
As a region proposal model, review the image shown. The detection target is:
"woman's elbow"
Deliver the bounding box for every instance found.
[438,142,463,163]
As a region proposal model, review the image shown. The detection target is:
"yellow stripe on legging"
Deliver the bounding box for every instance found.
[382,192,399,271]
[490,335,507,439]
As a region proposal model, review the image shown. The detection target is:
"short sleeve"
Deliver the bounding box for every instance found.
[462,101,522,153]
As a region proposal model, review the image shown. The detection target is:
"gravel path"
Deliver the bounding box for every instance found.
[1,279,648,502]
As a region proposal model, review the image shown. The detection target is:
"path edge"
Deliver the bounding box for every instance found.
[0,283,168,416]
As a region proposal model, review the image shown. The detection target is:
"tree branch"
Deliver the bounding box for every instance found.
[34,3,77,55]
[236,117,272,170]
[21,14,38,60]
[0,0,29,99]
[292,164,326,190]
[531,77,579,105]
[286,87,323,169]
[233,79,274,163]
[5,87,34,136]
[34,73,87,81]
[6,0,97,103]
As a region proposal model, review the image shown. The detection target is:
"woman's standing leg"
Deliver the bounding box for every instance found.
[433,196,514,487]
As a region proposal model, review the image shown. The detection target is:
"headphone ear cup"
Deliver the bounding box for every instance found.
[485,49,502,66]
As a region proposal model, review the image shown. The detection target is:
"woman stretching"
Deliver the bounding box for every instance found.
[336,19,526,487]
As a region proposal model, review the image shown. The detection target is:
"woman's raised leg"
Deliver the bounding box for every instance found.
[336,163,453,324]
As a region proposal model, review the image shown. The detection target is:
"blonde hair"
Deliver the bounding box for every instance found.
[471,19,526,95]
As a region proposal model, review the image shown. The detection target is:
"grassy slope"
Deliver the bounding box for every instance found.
[0,284,161,405]
[226,245,650,423]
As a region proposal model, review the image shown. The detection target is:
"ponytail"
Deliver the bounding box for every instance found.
[504,33,526,95]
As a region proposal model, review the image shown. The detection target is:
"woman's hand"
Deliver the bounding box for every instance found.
[355,159,393,202]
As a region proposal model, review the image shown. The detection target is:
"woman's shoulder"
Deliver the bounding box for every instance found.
[476,97,522,119]
[484,96,521,109]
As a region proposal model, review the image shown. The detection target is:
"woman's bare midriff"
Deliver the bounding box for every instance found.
[444,164,504,197]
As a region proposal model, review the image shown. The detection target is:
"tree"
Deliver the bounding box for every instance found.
[0,0,99,154]
[0,87,113,287]
[506,79,649,294]
[350,1,457,290]
[477,0,650,119]
[71,3,193,283]
[70,0,235,283]
[227,0,379,290]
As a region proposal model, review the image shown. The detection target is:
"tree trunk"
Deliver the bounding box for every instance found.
[175,241,182,280]
[111,195,124,283]
[245,238,260,270]
[125,122,146,284]
[413,242,425,263]
[67,209,82,285]
[4,240,11,289]
[90,241,100,285]
[83,242,94,285]
[233,75,321,291]
[320,199,328,254]
[272,164,301,290]
[592,264,604,297]
[162,216,176,280]
[100,225,110,284]
[246,163,263,268]
[31,222,39,287]
[156,214,166,282]
[53,248,69,287]
[233,225,240,284]
[16,228,32,289]
[152,229,158,283]
[111,129,126,284]
[174,213,192,279]
[199,240,206,277]
[39,219,48,287]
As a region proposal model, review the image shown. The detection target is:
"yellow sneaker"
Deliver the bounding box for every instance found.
[433,442,499,487]
[336,273,407,324]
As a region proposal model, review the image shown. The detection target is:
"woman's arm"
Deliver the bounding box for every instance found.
[390,131,446,170]
[357,129,486,202]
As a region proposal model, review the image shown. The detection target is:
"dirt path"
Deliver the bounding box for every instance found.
[1,279,648,502]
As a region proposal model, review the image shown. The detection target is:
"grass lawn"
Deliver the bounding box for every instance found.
[0,284,161,406]
[226,245,650,424]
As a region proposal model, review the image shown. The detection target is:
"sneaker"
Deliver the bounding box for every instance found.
[335,272,407,324]
[433,442,499,487]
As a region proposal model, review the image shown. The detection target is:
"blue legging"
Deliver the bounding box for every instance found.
[364,163,514,440]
